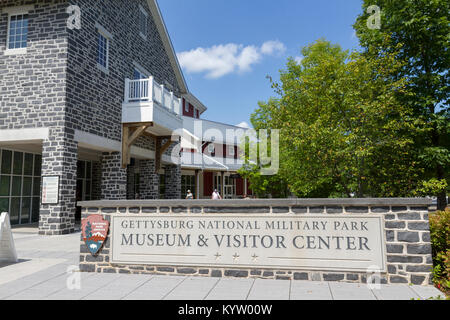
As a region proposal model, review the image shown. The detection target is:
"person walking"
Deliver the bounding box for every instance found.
[186,190,194,200]
[211,189,222,200]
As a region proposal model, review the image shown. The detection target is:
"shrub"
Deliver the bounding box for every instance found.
[429,208,450,295]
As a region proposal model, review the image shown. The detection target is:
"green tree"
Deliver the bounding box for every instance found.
[238,125,290,198]
[354,0,450,209]
[248,39,422,198]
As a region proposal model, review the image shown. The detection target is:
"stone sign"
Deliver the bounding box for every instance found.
[111,214,386,272]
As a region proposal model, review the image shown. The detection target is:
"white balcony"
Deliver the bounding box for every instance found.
[122,77,183,135]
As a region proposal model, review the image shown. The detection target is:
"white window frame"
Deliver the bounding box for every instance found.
[133,67,148,80]
[3,5,33,56]
[184,100,190,112]
[95,23,112,74]
[138,5,148,40]
[207,143,215,154]
[228,145,235,156]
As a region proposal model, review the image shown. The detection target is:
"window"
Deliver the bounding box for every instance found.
[184,100,190,112]
[7,14,28,50]
[139,5,149,39]
[97,33,108,70]
[76,160,93,201]
[0,149,41,225]
[95,23,112,73]
[3,5,33,55]
[207,143,215,154]
[228,145,235,156]
[181,175,195,199]
[213,175,222,194]
[133,68,147,80]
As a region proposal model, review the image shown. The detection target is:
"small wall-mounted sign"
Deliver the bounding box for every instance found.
[41,176,60,205]
[82,215,109,255]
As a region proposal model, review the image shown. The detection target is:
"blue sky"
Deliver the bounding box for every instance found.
[158,0,364,127]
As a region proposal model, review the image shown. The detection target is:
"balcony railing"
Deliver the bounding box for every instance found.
[124,77,182,115]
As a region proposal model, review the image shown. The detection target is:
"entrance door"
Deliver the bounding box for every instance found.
[224,185,234,199]
[223,175,236,199]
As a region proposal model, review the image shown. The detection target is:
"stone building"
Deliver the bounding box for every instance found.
[0,0,188,234]
[0,0,250,234]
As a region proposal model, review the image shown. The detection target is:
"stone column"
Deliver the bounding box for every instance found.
[126,164,135,199]
[164,164,181,199]
[139,159,159,199]
[100,152,127,200]
[39,129,78,235]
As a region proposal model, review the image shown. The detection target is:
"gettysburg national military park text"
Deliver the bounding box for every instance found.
[119,218,371,251]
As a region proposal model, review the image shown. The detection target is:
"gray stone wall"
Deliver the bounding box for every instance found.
[0,0,69,131]
[78,199,434,285]
[65,0,181,145]
[126,164,136,200]
[139,159,159,199]
[100,152,126,200]
[164,164,181,199]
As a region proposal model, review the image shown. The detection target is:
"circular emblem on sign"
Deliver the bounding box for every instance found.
[82,215,109,256]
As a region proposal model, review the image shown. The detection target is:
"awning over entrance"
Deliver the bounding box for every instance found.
[181,152,246,171]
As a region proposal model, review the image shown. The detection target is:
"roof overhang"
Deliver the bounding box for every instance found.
[183,92,208,114]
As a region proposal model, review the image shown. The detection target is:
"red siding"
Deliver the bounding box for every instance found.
[236,177,244,196]
[202,143,238,159]
[203,172,213,197]
[182,98,195,117]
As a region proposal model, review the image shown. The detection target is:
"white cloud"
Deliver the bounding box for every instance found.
[260,40,286,55]
[236,121,252,129]
[178,40,286,79]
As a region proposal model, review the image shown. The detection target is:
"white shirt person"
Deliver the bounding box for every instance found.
[186,190,194,200]
[211,189,222,200]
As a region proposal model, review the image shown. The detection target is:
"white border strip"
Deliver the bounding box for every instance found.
[0,128,49,142]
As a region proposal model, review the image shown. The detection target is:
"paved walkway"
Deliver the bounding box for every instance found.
[0,229,444,300]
